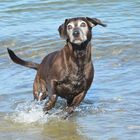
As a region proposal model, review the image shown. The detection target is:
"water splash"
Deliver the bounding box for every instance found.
[5,97,123,124]
[7,100,66,124]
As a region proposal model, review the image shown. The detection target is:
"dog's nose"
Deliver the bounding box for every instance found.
[73,30,80,37]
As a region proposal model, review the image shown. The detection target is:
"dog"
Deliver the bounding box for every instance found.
[7,17,106,115]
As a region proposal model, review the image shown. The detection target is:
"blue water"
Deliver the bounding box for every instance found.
[0,0,140,140]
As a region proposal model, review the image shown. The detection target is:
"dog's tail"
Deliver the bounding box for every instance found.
[7,48,39,70]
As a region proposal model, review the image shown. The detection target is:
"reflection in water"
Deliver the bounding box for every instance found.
[42,120,86,140]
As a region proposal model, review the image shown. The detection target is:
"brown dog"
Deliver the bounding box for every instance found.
[7,17,106,114]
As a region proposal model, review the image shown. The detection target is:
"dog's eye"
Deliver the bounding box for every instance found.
[80,22,86,27]
[67,25,73,30]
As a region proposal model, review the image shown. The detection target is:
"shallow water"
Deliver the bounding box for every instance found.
[0,0,140,140]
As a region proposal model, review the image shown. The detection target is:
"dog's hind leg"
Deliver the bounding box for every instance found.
[43,80,58,113]
[33,75,48,101]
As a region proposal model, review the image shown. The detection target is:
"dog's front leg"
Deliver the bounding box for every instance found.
[66,91,86,114]
[43,80,58,113]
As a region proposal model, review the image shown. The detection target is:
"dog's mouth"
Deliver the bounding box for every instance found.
[72,35,87,45]
[73,38,83,45]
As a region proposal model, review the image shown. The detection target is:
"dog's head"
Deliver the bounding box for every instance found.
[58,17,106,45]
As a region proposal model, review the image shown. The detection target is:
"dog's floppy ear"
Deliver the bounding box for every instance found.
[58,19,68,39]
[86,17,107,27]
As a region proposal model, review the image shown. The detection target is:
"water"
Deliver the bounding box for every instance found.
[0,0,140,139]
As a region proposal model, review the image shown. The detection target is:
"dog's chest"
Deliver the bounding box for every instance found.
[56,70,86,98]
[56,49,88,98]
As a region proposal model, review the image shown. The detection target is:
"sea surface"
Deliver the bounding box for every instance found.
[0,0,140,140]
